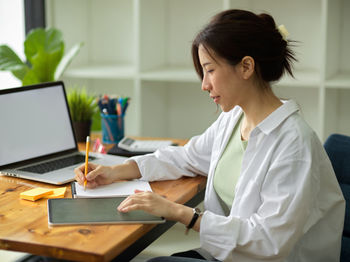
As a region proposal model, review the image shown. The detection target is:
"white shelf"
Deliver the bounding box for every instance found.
[326,72,350,89]
[276,70,321,88]
[49,0,350,140]
[64,64,136,79]
[139,68,322,87]
[140,66,199,83]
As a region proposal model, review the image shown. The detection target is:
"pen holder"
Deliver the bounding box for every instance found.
[101,114,124,144]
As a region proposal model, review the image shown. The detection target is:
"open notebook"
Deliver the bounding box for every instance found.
[71,180,152,198]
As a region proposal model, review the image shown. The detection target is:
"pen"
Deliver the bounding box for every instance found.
[84,136,90,191]
[116,99,122,116]
[122,101,129,115]
[122,97,129,115]
[121,97,127,109]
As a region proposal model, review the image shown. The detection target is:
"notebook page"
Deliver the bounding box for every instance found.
[73,180,152,198]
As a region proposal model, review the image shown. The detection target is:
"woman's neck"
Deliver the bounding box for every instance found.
[240,88,282,141]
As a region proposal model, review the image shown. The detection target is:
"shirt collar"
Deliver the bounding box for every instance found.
[255,99,300,135]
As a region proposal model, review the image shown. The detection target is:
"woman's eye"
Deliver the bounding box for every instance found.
[207,69,214,73]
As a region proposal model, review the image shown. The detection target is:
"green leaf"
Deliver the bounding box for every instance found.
[30,47,64,83]
[24,28,64,64]
[24,28,64,84]
[54,42,83,80]
[22,69,40,86]
[45,28,64,52]
[0,27,82,86]
[0,45,29,80]
[67,87,97,122]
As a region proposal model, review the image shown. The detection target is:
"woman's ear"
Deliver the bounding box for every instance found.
[240,56,255,80]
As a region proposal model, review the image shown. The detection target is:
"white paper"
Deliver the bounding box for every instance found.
[73,180,152,198]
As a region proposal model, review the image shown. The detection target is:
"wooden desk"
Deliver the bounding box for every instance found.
[0,136,206,262]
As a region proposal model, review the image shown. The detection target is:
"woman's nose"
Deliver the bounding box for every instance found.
[201,74,211,92]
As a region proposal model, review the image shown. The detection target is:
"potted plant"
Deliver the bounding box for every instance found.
[0,27,83,86]
[67,87,98,142]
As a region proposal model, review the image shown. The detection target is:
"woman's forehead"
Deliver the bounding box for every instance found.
[199,44,229,67]
[199,45,218,63]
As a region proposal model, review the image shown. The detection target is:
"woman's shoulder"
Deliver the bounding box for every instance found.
[283,110,316,140]
[270,100,315,140]
[276,111,324,159]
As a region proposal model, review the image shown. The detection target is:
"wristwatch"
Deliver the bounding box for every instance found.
[185,207,202,234]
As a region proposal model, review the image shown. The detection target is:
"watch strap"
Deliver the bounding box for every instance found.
[185,208,201,234]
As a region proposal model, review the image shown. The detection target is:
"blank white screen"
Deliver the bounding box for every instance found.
[0,84,76,166]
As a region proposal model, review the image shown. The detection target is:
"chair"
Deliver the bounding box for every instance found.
[324,134,350,261]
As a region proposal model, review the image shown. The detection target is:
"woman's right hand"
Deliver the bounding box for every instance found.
[74,160,142,189]
[74,163,115,188]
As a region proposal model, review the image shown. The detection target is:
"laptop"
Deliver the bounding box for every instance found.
[0,81,126,185]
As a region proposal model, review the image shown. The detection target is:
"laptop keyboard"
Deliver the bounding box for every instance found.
[19,155,96,174]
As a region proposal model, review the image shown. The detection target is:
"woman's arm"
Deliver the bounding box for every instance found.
[117,190,202,232]
[74,160,141,188]
[129,112,227,182]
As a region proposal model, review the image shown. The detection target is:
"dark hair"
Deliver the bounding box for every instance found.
[191,9,297,84]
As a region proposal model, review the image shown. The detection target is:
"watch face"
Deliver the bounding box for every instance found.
[194,207,201,215]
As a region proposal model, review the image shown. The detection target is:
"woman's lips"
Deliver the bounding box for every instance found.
[211,96,220,103]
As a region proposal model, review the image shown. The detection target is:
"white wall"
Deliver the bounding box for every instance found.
[0,0,25,89]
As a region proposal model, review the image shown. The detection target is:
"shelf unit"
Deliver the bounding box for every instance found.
[46,0,350,141]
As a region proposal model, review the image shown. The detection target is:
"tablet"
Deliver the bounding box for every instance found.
[47,197,166,226]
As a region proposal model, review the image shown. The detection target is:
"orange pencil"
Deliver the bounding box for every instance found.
[84,136,90,191]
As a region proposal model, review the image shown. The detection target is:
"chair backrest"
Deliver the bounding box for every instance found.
[324,134,350,185]
[324,134,350,238]
[324,134,350,261]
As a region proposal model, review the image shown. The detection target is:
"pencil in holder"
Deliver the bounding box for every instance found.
[101,114,124,144]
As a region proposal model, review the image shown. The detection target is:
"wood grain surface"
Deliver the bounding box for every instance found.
[0,135,206,262]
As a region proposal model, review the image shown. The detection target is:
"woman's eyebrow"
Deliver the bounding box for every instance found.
[202,62,212,68]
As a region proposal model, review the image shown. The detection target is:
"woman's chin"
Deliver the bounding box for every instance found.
[220,104,234,112]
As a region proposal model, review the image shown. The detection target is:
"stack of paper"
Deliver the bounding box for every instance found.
[20,188,53,201]
[45,188,67,199]
[20,187,66,201]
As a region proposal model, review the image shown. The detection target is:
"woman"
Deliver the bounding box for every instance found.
[75,9,345,262]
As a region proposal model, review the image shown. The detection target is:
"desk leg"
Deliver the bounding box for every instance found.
[111,189,205,262]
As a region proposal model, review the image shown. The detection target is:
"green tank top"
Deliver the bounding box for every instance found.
[213,116,247,211]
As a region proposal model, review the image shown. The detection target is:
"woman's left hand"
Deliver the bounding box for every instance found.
[117,190,180,220]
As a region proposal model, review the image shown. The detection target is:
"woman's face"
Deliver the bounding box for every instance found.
[198,45,245,112]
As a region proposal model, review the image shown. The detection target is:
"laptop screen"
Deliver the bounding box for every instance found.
[0,82,76,166]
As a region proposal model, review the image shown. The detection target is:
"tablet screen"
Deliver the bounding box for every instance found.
[48,197,165,226]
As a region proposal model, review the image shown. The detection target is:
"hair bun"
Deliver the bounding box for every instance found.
[192,9,297,83]
[258,13,276,29]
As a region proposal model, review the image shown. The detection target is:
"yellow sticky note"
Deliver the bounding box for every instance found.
[20,188,53,201]
[44,187,66,199]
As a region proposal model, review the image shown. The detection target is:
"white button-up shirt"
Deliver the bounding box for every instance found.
[130,100,345,262]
